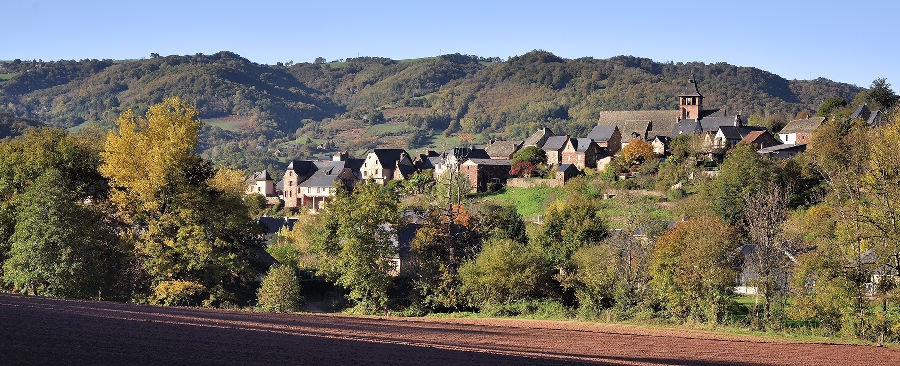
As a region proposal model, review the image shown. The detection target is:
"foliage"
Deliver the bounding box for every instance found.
[313,181,402,309]
[100,97,261,307]
[558,244,620,312]
[257,265,302,313]
[708,142,775,226]
[474,202,528,244]
[866,78,897,110]
[649,217,740,323]
[531,192,606,270]
[511,146,547,166]
[509,161,538,178]
[458,237,551,306]
[2,169,121,298]
[620,138,656,164]
[816,97,847,117]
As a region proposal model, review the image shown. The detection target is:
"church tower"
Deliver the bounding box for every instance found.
[678,76,703,120]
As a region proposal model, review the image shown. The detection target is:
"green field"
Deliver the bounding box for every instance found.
[480,186,563,220]
[0,73,13,85]
[203,116,251,131]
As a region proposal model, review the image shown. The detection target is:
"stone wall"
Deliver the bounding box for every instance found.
[506,178,562,188]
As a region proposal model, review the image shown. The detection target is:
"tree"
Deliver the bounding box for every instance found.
[649,217,740,323]
[867,78,897,110]
[257,265,302,313]
[511,146,547,166]
[742,181,793,326]
[620,138,655,164]
[510,161,538,177]
[708,142,775,226]
[3,169,120,298]
[817,97,847,117]
[558,243,620,313]
[458,237,551,306]
[101,97,261,307]
[531,195,606,271]
[313,181,402,309]
[475,202,527,244]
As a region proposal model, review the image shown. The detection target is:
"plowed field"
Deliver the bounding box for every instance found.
[1,294,897,365]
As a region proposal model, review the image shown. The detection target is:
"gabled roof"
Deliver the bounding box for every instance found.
[542,136,570,152]
[286,160,317,180]
[371,148,410,165]
[587,125,618,142]
[742,130,780,149]
[599,111,678,138]
[699,116,740,133]
[299,161,344,188]
[569,138,596,153]
[672,119,702,136]
[252,170,273,181]
[461,158,512,166]
[779,117,826,135]
[718,126,765,140]
[556,163,579,173]
[485,140,521,158]
[524,128,554,147]
[850,104,871,120]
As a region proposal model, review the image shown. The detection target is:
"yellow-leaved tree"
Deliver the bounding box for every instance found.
[100,97,261,307]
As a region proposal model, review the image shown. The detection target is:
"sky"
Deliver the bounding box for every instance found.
[4,0,897,88]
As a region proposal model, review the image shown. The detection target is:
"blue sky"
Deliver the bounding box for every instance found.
[4,0,896,88]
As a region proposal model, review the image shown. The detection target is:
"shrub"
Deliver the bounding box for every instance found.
[257,265,302,313]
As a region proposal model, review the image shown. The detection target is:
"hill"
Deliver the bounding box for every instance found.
[0,51,865,172]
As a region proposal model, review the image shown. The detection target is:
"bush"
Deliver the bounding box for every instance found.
[257,265,302,313]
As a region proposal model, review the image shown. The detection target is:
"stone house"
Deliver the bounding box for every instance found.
[555,163,581,184]
[561,138,601,170]
[741,130,781,150]
[778,117,825,145]
[541,135,570,167]
[459,158,511,192]
[282,159,359,211]
[246,170,276,198]
[586,125,622,155]
[360,148,414,184]
[485,140,522,159]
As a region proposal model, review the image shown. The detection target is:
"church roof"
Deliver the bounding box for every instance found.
[598,110,679,138]
[678,79,703,97]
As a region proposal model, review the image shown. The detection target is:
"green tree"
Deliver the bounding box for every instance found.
[2,169,119,298]
[867,78,897,110]
[257,264,302,313]
[649,217,740,323]
[101,97,261,306]
[531,195,606,271]
[511,145,547,166]
[558,243,620,313]
[708,142,775,226]
[313,181,402,309]
[816,97,847,117]
[458,237,551,306]
[475,202,527,244]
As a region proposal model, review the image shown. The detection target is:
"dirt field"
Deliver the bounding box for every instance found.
[1,294,897,365]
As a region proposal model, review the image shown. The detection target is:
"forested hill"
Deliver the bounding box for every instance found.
[0,50,863,158]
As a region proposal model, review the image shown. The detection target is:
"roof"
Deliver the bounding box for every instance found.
[298,161,345,188]
[850,104,871,120]
[542,136,570,152]
[742,130,781,149]
[484,140,521,158]
[570,138,596,153]
[286,160,316,177]
[524,128,554,147]
[699,116,740,132]
[587,125,618,142]
[757,144,807,154]
[672,119,702,136]
[598,110,678,137]
[678,79,703,97]
[371,148,410,165]
[257,217,298,235]
[718,126,765,140]
[556,163,579,173]
[779,117,825,135]
[462,158,512,166]
[252,170,273,181]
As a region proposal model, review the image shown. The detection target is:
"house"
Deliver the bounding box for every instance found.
[757,144,807,159]
[851,103,886,127]
[650,136,670,155]
[778,117,825,145]
[485,140,522,160]
[713,126,767,151]
[586,125,622,155]
[741,130,781,150]
[459,158,511,192]
[524,127,554,148]
[541,135,570,167]
[282,159,360,211]
[360,148,414,184]
[246,170,276,198]
[432,147,490,178]
[561,138,601,170]
[555,163,581,184]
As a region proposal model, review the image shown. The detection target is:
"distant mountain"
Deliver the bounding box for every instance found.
[0,50,865,170]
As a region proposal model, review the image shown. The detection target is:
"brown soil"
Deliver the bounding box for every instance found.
[1,294,897,366]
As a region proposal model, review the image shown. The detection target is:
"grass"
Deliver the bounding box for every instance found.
[203,115,252,132]
[596,194,674,230]
[364,123,407,136]
[480,186,562,220]
[0,73,13,85]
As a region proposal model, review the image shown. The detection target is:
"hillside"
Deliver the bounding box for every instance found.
[0,51,865,171]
